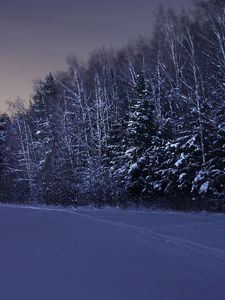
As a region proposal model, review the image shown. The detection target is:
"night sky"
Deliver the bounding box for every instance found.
[0,0,193,112]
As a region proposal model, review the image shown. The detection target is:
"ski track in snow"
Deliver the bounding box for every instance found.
[73,210,225,286]
[1,204,225,290]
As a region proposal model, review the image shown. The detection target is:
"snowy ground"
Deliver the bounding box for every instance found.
[0,205,225,300]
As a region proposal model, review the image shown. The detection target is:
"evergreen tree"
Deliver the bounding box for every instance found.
[127,74,157,153]
[125,74,158,198]
[30,73,58,203]
[30,73,57,161]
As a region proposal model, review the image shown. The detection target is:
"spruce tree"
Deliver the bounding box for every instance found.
[127,74,157,152]
[125,74,157,198]
[30,73,58,203]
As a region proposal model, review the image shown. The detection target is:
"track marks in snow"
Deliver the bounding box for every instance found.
[1,204,225,288]
[74,210,225,288]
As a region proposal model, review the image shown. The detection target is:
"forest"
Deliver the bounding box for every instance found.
[0,0,224,211]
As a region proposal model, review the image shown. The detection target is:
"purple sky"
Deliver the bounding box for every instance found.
[0,0,193,112]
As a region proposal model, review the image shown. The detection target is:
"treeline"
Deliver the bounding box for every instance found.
[0,0,225,210]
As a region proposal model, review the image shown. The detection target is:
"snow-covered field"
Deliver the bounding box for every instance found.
[0,205,225,300]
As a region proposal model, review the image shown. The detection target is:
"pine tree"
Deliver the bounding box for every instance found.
[29,73,59,202]
[127,74,157,153]
[30,73,57,160]
[124,74,158,199]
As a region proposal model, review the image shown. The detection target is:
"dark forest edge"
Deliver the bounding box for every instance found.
[0,0,225,212]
